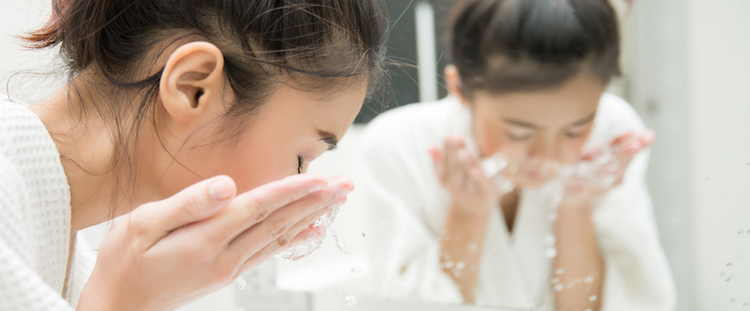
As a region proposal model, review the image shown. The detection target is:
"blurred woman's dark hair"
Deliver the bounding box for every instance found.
[450,0,620,96]
[22,0,386,202]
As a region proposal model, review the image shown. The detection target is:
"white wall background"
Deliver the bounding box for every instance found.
[1,0,749,310]
[627,0,750,310]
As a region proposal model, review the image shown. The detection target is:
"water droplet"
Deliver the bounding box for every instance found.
[589,295,598,302]
[548,211,558,221]
[584,276,594,284]
[554,283,564,291]
[556,268,565,275]
[345,295,358,306]
[544,233,557,246]
[551,277,560,284]
[546,247,558,258]
[743,302,748,306]
[361,231,369,238]
[726,275,734,282]
[467,243,478,251]
[444,261,454,269]
[330,228,350,254]
[456,262,466,270]
[727,262,733,267]
[731,298,736,302]
[235,277,247,290]
[351,267,362,273]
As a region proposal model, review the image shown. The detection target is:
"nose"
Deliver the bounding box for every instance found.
[527,134,557,164]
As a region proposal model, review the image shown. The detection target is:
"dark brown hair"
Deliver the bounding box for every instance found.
[23,0,386,201]
[450,0,620,95]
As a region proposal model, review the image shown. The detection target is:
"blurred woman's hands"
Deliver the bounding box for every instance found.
[430,135,502,216]
[561,130,655,207]
[77,174,352,311]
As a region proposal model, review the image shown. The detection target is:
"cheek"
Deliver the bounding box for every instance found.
[213,129,297,193]
[473,118,528,159]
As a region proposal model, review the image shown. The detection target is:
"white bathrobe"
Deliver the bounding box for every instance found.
[0,97,94,310]
[358,94,677,310]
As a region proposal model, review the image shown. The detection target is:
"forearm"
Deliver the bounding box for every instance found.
[440,202,489,303]
[554,201,604,311]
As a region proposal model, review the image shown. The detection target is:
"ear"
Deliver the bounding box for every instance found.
[159,41,226,125]
[444,65,471,108]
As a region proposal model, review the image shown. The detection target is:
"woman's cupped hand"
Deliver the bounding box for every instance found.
[77,174,352,311]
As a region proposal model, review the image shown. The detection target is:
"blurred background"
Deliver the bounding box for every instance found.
[1,0,749,310]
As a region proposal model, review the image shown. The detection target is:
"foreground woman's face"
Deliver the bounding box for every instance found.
[469,72,605,188]
[158,81,367,197]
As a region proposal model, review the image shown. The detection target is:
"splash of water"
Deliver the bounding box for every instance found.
[235,277,247,290]
[275,200,343,261]
[330,227,350,254]
[345,295,358,306]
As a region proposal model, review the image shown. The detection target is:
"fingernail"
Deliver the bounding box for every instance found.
[335,187,352,199]
[209,178,234,201]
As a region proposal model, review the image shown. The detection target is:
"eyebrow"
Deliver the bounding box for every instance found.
[318,130,339,151]
[503,112,596,130]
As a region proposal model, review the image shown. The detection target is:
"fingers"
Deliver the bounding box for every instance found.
[211,173,332,238]
[219,178,351,261]
[133,175,237,246]
[612,130,656,156]
[229,197,343,277]
[429,147,445,182]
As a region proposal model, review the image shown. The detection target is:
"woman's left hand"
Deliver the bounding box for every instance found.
[561,130,655,206]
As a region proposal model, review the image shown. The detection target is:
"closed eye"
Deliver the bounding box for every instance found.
[506,133,533,141]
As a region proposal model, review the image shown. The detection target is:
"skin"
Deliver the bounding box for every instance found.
[29,41,368,311]
[431,65,654,309]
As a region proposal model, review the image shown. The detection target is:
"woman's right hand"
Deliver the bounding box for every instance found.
[429,135,498,216]
[77,174,352,311]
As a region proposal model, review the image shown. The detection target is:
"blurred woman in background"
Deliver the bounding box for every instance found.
[360,0,675,310]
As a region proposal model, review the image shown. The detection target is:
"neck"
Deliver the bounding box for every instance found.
[29,81,163,233]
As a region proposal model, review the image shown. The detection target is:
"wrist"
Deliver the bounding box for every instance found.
[449,198,492,219]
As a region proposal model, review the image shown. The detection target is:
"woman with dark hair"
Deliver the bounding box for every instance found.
[360,0,675,310]
[0,0,385,310]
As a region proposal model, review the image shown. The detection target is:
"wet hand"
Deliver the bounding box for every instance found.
[562,130,655,206]
[430,135,499,216]
[77,174,352,311]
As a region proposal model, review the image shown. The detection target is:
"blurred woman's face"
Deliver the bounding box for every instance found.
[467,72,606,188]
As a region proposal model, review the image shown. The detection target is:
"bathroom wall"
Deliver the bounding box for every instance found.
[627,0,750,310]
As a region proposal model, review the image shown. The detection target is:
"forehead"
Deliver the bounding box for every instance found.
[260,80,368,131]
[471,73,605,127]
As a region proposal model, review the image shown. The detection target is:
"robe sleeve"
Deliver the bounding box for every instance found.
[358,119,464,305]
[594,150,677,311]
[0,155,74,311]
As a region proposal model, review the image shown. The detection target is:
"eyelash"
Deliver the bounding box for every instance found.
[297,156,303,174]
[506,133,532,141]
[564,131,585,138]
